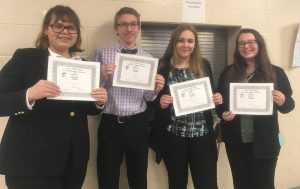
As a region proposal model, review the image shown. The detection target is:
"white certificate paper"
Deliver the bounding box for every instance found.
[112,53,158,90]
[47,56,100,101]
[169,77,215,117]
[230,83,274,115]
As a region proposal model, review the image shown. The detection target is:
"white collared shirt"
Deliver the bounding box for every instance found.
[48,48,82,60]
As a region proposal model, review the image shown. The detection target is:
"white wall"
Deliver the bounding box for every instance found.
[0,0,300,188]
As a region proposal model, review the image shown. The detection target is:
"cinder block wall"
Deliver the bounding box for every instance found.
[1,0,300,188]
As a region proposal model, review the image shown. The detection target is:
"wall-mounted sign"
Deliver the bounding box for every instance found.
[182,0,205,23]
[292,24,300,67]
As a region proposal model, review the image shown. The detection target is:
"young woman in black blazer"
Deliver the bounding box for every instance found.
[0,5,107,189]
[216,28,295,189]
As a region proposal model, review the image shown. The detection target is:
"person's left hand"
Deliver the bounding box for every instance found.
[154,74,165,93]
[92,87,107,106]
[160,94,173,109]
[272,90,285,106]
[212,92,223,105]
[101,63,115,81]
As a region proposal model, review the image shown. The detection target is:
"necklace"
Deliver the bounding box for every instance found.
[246,72,255,82]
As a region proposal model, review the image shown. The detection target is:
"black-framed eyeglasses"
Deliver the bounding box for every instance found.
[49,23,78,34]
[117,22,139,29]
[238,40,257,48]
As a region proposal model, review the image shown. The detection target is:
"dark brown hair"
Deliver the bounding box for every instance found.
[228,28,275,82]
[35,5,83,52]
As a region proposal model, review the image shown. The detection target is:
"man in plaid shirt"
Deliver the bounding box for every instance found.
[94,7,164,189]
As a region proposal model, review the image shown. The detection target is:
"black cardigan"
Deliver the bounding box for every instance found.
[149,57,217,163]
[216,64,295,158]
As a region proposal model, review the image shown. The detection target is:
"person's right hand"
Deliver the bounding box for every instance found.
[92,87,107,106]
[27,80,60,102]
[222,111,236,121]
[160,94,173,109]
[101,64,116,81]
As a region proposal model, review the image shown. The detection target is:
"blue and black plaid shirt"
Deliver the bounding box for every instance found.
[167,68,209,138]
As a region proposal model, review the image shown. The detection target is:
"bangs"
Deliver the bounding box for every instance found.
[51,9,80,26]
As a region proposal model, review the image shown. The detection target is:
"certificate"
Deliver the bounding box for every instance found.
[112,53,158,90]
[230,83,274,115]
[169,77,215,117]
[47,56,100,101]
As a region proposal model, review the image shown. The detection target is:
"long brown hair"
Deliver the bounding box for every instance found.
[228,28,275,82]
[160,24,205,78]
[35,5,83,52]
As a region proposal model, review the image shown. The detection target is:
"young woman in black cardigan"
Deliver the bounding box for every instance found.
[151,24,223,189]
[216,28,295,189]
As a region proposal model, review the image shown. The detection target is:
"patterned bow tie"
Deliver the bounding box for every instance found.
[121,48,138,54]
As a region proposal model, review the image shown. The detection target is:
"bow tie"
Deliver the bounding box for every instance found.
[121,48,138,54]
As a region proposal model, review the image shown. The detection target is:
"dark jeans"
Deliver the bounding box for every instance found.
[225,142,277,189]
[97,113,149,189]
[163,131,218,189]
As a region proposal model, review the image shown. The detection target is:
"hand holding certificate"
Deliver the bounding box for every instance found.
[169,77,215,116]
[112,53,158,90]
[230,83,274,115]
[47,56,100,101]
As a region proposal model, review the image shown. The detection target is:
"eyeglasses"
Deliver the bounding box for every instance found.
[117,22,139,29]
[49,23,78,34]
[238,40,257,48]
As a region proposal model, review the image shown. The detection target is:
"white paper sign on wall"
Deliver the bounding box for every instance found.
[292,24,300,67]
[182,0,205,23]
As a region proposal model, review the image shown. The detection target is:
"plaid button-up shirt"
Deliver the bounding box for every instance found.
[93,42,157,116]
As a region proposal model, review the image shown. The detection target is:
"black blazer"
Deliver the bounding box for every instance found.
[149,57,217,163]
[0,48,101,176]
[216,64,295,158]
